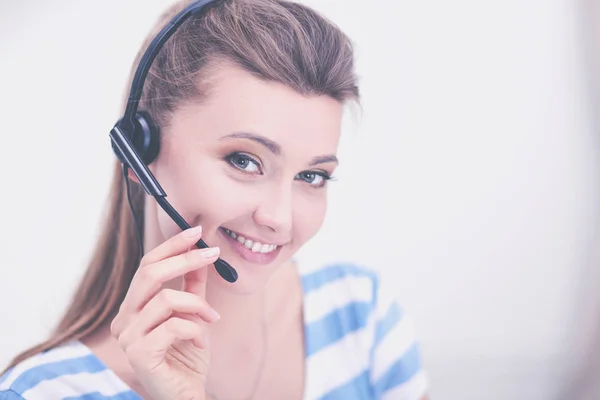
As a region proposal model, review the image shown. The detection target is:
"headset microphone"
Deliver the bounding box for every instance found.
[108,0,238,283]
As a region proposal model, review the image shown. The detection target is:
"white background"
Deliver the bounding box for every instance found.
[1,0,599,399]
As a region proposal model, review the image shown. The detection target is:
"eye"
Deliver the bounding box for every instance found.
[226,152,261,174]
[296,171,331,187]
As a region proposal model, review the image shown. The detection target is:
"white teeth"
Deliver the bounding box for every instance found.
[223,228,278,254]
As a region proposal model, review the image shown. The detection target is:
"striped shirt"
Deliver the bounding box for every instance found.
[0,263,427,399]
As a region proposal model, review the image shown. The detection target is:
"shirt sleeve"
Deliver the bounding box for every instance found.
[369,275,428,400]
[0,389,25,400]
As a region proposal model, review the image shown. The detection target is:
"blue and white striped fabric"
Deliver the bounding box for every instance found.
[0,263,427,399]
[0,341,139,399]
[300,263,427,399]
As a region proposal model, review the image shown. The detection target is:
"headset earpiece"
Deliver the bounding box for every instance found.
[130,111,160,165]
[111,111,160,166]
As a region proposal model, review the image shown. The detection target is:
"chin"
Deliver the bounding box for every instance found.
[207,263,278,295]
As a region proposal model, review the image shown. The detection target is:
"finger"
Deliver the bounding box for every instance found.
[140,225,203,268]
[127,317,207,369]
[111,308,206,342]
[183,263,209,299]
[111,247,219,336]
[123,247,220,313]
[117,289,219,348]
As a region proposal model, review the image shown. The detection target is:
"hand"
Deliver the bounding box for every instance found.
[110,226,220,400]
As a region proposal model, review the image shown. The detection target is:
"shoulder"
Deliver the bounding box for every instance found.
[300,262,380,353]
[0,341,137,400]
[300,261,380,301]
[300,261,402,329]
[300,262,428,399]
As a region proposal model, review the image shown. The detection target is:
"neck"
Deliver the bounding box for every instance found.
[205,275,268,334]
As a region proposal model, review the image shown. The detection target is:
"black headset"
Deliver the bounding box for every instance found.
[109,0,238,283]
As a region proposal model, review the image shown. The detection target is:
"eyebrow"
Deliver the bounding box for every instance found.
[221,132,281,154]
[310,154,338,166]
[220,131,338,166]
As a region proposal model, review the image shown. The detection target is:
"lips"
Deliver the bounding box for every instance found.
[221,228,280,254]
[219,227,285,265]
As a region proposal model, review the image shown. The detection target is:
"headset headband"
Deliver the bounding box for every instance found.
[120,0,219,134]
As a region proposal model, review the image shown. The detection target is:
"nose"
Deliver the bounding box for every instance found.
[253,183,293,234]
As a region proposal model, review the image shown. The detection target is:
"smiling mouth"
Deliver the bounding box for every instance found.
[221,228,279,254]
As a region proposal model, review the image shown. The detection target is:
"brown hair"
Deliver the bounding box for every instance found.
[3,0,359,372]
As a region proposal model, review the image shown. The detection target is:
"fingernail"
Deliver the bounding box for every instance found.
[204,247,220,258]
[210,308,221,321]
[184,226,202,238]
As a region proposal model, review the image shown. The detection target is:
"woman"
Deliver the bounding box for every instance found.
[0,0,429,399]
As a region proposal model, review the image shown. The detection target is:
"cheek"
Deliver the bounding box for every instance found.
[171,168,272,232]
[195,178,259,224]
[152,157,255,232]
[293,191,328,243]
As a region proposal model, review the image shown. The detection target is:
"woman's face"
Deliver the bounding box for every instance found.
[150,63,343,294]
